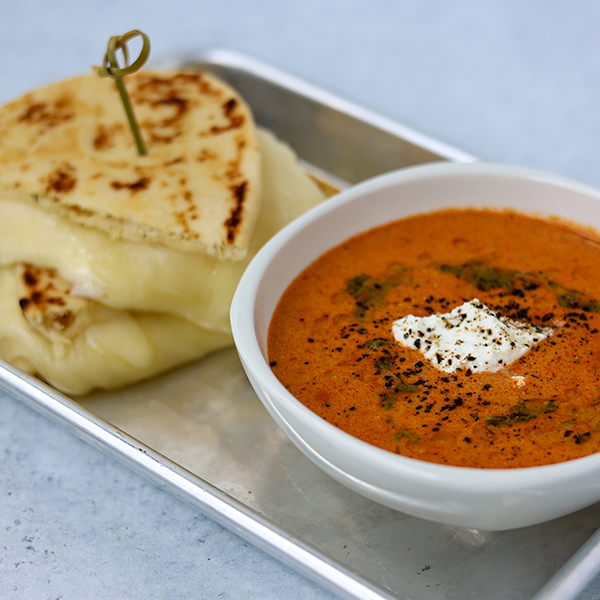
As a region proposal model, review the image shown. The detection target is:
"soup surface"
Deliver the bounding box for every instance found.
[268,209,600,468]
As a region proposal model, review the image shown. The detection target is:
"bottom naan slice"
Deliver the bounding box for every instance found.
[0,264,231,395]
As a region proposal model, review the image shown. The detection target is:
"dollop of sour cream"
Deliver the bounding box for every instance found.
[391,299,552,373]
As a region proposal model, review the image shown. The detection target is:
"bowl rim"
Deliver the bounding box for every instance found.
[231,161,600,491]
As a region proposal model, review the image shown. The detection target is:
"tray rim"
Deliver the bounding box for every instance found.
[0,47,598,600]
[155,46,479,167]
[0,357,395,600]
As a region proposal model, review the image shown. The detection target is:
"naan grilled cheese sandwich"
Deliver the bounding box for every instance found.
[0,70,326,394]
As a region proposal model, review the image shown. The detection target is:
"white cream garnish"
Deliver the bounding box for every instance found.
[392,299,552,373]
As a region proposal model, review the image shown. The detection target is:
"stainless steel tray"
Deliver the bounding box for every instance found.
[2,48,600,600]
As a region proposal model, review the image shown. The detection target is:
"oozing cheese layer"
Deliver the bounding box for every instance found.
[392,299,552,372]
[0,129,324,333]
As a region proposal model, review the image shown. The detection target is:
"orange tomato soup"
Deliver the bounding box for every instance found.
[268,209,600,468]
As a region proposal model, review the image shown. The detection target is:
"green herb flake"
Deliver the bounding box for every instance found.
[373,354,419,393]
[374,357,392,371]
[363,338,389,350]
[439,264,463,277]
[550,283,600,312]
[438,261,516,292]
[469,265,515,292]
[438,260,600,313]
[486,404,540,427]
[394,429,420,443]
[542,401,558,413]
[346,274,371,299]
[345,267,408,317]
[574,431,592,445]
[381,394,396,410]
[396,382,420,393]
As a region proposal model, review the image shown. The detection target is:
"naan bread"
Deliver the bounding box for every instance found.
[0,265,232,396]
[0,128,325,333]
[0,70,261,259]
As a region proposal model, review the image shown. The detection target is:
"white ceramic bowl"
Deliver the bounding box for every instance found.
[231,162,600,531]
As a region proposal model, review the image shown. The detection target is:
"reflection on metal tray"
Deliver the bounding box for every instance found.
[158,47,477,183]
[1,48,599,600]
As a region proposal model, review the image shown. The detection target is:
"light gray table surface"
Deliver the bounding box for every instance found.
[2,1,600,598]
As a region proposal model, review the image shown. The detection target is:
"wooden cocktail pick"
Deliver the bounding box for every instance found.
[93,30,151,156]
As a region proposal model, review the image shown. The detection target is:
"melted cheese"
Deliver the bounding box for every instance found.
[0,264,232,395]
[0,128,324,333]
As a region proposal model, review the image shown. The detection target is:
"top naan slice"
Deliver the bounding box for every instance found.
[0,70,261,259]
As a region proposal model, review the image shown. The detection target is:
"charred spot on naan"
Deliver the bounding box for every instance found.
[93,122,126,151]
[17,264,93,339]
[226,181,248,243]
[110,176,151,193]
[17,95,75,131]
[44,162,77,195]
[129,73,193,144]
[207,97,246,135]
[129,72,246,144]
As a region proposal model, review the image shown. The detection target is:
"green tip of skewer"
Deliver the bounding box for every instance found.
[93,30,151,156]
